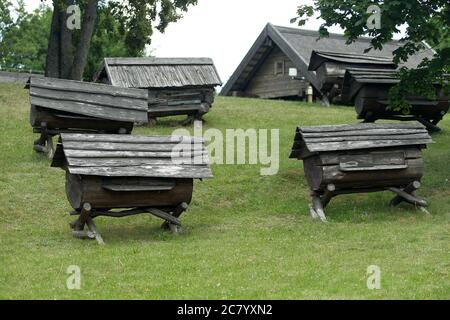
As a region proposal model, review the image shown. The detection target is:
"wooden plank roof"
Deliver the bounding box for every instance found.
[341,68,400,103]
[308,50,397,71]
[95,57,222,89]
[220,23,435,97]
[290,123,433,158]
[51,134,213,179]
[28,77,149,123]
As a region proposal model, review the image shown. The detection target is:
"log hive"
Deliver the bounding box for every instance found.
[51,133,213,243]
[27,77,149,157]
[93,57,222,124]
[308,50,397,104]
[290,122,433,221]
[341,68,449,131]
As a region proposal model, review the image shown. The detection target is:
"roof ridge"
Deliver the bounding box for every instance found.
[272,24,403,45]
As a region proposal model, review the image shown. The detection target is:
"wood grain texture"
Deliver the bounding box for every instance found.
[51,133,213,179]
[29,76,148,124]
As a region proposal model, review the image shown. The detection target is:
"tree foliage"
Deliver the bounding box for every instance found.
[0,1,51,73]
[292,0,450,113]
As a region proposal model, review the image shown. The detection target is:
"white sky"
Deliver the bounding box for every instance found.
[24,0,346,83]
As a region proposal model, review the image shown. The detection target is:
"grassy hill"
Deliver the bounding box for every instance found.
[0,83,449,299]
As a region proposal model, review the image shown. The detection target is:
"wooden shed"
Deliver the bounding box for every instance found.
[27,77,148,157]
[290,123,433,221]
[220,23,435,104]
[51,133,212,243]
[341,68,450,131]
[94,57,222,124]
[308,50,397,104]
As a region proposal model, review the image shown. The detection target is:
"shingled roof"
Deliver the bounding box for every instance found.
[51,133,213,179]
[94,57,222,89]
[28,77,149,123]
[341,68,400,103]
[308,50,397,71]
[220,23,435,97]
[289,123,433,159]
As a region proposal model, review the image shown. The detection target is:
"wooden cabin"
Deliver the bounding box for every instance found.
[308,50,397,104]
[290,123,433,222]
[27,77,148,158]
[51,133,212,243]
[220,23,435,105]
[94,57,222,124]
[341,68,450,131]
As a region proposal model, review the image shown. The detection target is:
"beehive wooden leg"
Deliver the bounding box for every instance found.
[147,117,158,127]
[417,117,441,133]
[182,115,195,126]
[46,135,55,159]
[70,203,97,240]
[86,217,105,245]
[389,181,421,207]
[161,202,189,233]
[33,122,49,154]
[310,192,328,222]
[389,181,430,215]
[387,186,428,208]
[33,133,47,153]
[321,184,336,208]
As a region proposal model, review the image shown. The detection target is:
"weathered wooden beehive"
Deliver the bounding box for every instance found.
[290,123,433,221]
[94,57,222,124]
[341,68,450,131]
[51,133,212,243]
[308,51,397,104]
[27,77,149,157]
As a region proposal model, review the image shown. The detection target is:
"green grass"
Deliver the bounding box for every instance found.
[0,83,449,300]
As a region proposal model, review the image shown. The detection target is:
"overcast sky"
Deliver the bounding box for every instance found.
[24,0,345,83]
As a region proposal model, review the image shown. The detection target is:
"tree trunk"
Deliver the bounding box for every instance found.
[60,0,75,79]
[46,0,98,81]
[70,0,98,81]
[45,1,61,78]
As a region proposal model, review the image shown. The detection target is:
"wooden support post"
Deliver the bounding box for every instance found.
[387,187,428,208]
[321,184,336,208]
[71,203,92,232]
[310,192,327,222]
[46,134,55,159]
[86,217,105,245]
[147,117,158,127]
[145,208,182,226]
[182,115,195,126]
[416,117,441,133]
[390,181,421,207]
[33,122,48,154]
[161,202,189,233]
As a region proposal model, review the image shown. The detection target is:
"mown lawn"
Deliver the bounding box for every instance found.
[0,83,449,300]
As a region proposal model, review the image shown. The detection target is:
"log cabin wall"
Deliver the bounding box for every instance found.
[244,46,306,99]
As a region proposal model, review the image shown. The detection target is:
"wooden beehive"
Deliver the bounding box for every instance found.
[51,133,212,243]
[94,58,222,125]
[27,77,149,157]
[290,123,433,221]
[341,68,450,131]
[308,51,397,103]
